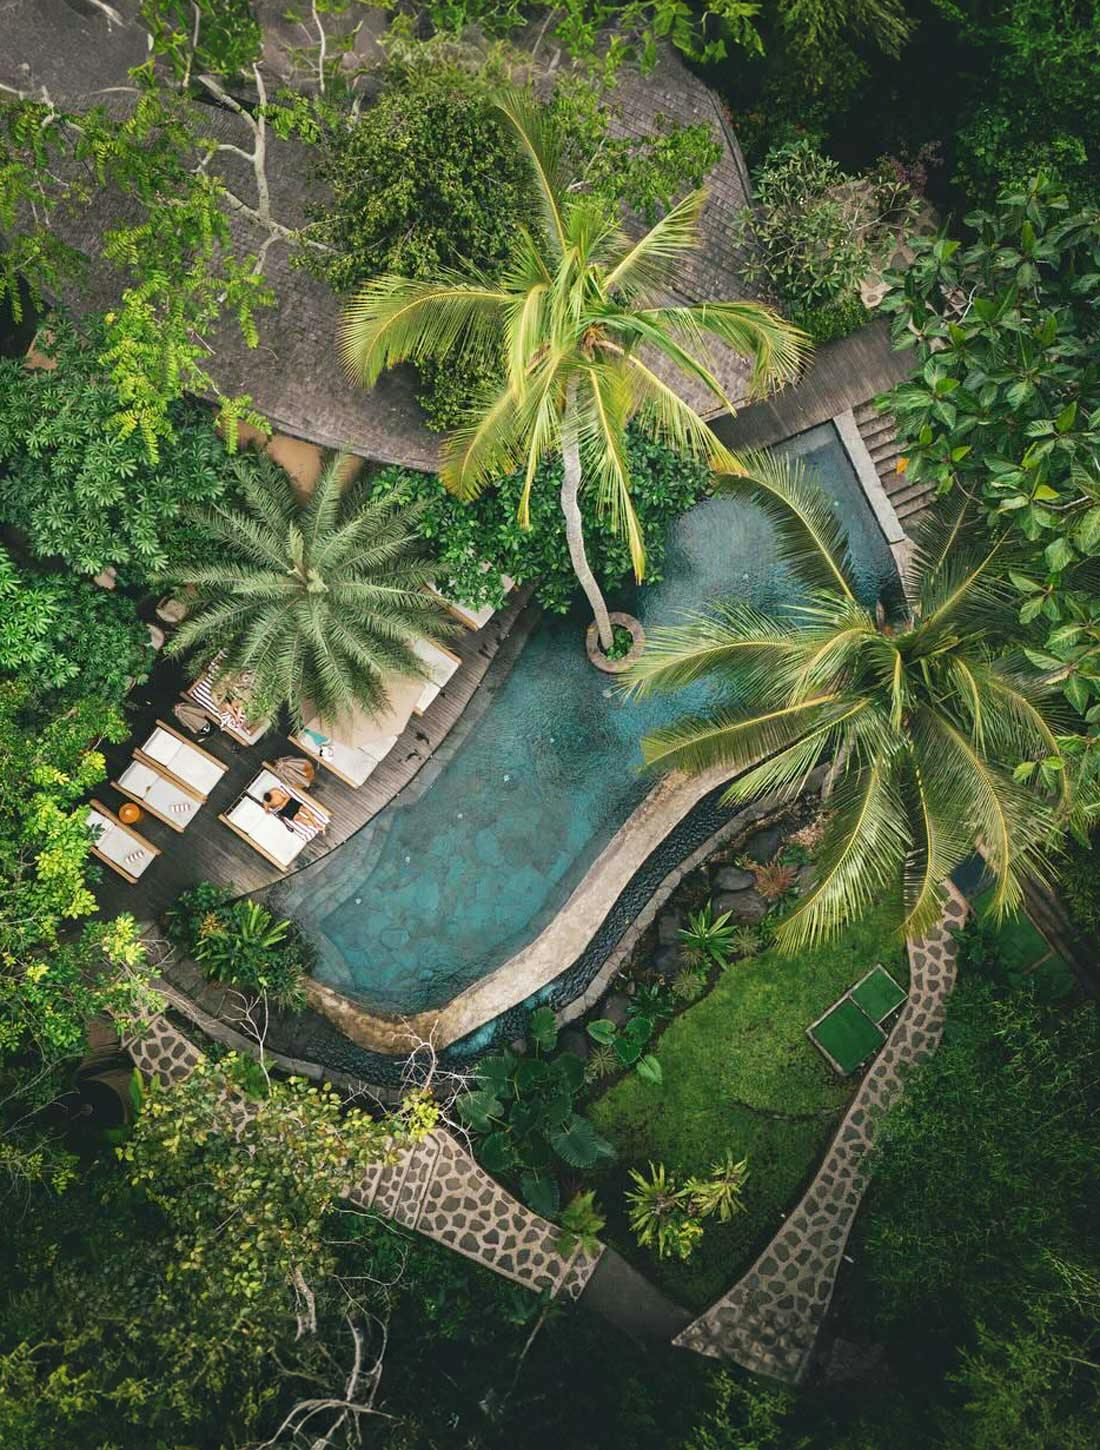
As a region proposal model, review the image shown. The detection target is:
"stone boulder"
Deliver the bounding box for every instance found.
[713,866,754,892]
[743,824,784,863]
[713,889,768,924]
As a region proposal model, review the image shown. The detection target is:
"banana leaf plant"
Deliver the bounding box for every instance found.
[456,1006,614,1217]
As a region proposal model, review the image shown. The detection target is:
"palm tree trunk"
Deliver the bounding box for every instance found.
[561,384,614,651]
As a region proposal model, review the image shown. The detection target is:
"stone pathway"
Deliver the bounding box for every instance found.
[123,1010,602,1301]
[672,890,966,1382]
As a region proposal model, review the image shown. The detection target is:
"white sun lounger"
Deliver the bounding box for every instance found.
[290,676,424,789]
[219,765,331,871]
[135,720,228,801]
[412,638,462,715]
[184,659,271,746]
[112,759,203,832]
[87,800,160,884]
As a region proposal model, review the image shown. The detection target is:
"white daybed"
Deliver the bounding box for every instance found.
[87,800,160,884]
[411,638,462,715]
[219,765,331,871]
[135,720,228,801]
[290,675,423,789]
[112,759,204,832]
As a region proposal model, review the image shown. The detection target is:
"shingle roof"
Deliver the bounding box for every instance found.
[3,2,758,467]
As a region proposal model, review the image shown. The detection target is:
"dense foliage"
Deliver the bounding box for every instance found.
[880,177,1100,726]
[368,432,710,614]
[167,882,315,1012]
[850,970,1100,1448]
[0,319,233,579]
[0,548,151,704]
[733,140,914,341]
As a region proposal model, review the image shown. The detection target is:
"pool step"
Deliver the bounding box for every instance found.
[852,398,934,532]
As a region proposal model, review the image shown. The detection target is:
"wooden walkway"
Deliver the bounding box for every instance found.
[93,594,530,926]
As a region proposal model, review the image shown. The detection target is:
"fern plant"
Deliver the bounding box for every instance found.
[686,1151,750,1223]
[556,1190,606,1257]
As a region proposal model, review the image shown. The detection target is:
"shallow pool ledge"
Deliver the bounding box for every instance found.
[303,759,736,1056]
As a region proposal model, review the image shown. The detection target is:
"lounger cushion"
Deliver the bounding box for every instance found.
[227,796,304,867]
[119,761,201,825]
[142,727,225,796]
[88,810,155,877]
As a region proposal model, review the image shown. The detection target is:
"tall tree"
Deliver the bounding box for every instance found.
[161,450,453,728]
[339,90,806,651]
[626,466,1082,946]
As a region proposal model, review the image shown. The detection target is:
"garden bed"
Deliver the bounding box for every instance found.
[586,901,908,1310]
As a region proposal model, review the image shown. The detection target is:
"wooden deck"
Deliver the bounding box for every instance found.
[93,593,530,926]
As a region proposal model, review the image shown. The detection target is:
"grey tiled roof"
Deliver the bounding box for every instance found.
[3,2,758,466]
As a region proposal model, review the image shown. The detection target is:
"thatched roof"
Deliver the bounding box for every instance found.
[3,1,757,470]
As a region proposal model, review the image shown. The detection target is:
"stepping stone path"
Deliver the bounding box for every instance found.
[121,1010,602,1302]
[672,890,966,1383]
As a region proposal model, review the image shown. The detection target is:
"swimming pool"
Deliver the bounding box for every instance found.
[276,422,898,1015]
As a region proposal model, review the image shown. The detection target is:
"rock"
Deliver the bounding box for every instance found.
[601,993,631,1027]
[744,825,783,863]
[714,889,768,924]
[797,863,816,894]
[713,866,754,892]
[653,946,683,975]
[558,1027,590,1059]
[657,912,682,945]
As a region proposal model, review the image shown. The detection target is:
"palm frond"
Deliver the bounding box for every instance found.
[776,759,910,949]
[623,303,808,393]
[439,381,530,503]
[493,87,569,256]
[603,189,707,295]
[715,450,856,600]
[578,365,645,579]
[624,603,799,697]
[640,694,858,777]
[625,353,740,471]
[340,275,512,387]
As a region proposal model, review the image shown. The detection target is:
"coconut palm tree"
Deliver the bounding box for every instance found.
[339,89,808,652]
[626,459,1081,947]
[161,451,452,729]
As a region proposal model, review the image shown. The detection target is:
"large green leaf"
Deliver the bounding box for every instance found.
[528,1004,559,1052]
[479,1131,516,1175]
[514,1056,551,1093]
[521,1172,561,1218]
[551,1114,614,1169]
[553,1051,585,1095]
[457,1090,503,1133]
[586,1018,617,1045]
[475,1052,515,1093]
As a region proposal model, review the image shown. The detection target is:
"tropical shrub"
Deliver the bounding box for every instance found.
[625,1162,704,1261]
[678,903,736,969]
[456,1007,614,1215]
[685,1151,750,1223]
[586,1015,662,1084]
[160,451,453,728]
[726,924,764,959]
[733,140,915,340]
[367,432,710,616]
[556,1189,606,1257]
[880,176,1100,727]
[0,548,151,706]
[166,883,315,1013]
[0,318,232,579]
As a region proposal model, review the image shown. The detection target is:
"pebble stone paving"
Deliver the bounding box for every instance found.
[672,890,967,1382]
[121,1010,602,1302]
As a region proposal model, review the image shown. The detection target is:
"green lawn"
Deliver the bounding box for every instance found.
[587,903,907,1310]
[850,963,908,1024]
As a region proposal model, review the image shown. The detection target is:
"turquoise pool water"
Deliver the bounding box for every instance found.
[276,423,897,1013]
